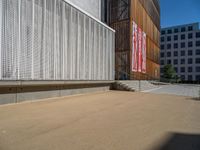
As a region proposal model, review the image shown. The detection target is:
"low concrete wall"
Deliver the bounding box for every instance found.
[0,81,114,105]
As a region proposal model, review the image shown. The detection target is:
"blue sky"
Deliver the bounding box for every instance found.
[160,0,200,28]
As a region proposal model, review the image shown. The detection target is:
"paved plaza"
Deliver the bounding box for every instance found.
[0,91,200,150]
[144,84,200,98]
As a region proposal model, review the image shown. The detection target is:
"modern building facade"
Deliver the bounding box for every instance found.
[0,0,115,81]
[102,0,160,80]
[160,23,200,81]
[66,0,101,20]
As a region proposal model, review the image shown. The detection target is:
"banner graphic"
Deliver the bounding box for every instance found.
[132,21,147,73]
[132,21,138,72]
[142,32,146,73]
[138,27,142,72]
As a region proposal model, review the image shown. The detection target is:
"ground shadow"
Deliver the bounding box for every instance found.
[150,133,200,150]
[187,97,200,101]
[191,97,200,102]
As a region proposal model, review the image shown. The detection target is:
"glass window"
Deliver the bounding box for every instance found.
[188,33,193,39]
[181,67,185,73]
[181,51,185,56]
[174,67,178,73]
[188,58,193,64]
[167,52,171,57]
[181,34,185,40]
[196,67,200,72]
[160,68,164,73]
[181,59,185,64]
[167,60,171,64]
[188,41,193,47]
[188,26,193,31]
[161,45,165,50]
[196,58,200,64]
[181,75,185,80]
[174,35,178,41]
[167,36,171,41]
[174,28,179,33]
[181,42,185,48]
[161,60,165,65]
[196,49,200,55]
[161,52,165,57]
[188,67,193,72]
[188,75,193,81]
[161,30,166,35]
[173,59,178,65]
[196,41,200,47]
[174,51,178,57]
[196,75,200,81]
[167,44,171,49]
[174,43,178,49]
[161,37,165,42]
[188,50,193,56]
[196,32,200,38]
[181,27,186,32]
[167,29,172,34]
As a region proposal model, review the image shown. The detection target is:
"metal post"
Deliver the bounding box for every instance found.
[139,73,141,91]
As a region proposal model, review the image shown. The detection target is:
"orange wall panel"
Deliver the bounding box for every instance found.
[130,0,160,80]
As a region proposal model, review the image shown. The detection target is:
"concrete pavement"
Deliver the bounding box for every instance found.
[144,84,200,97]
[0,91,200,150]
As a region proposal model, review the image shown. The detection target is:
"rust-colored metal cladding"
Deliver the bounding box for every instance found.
[109,0,160,80]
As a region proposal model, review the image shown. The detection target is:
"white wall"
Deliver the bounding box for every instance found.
[65,0,101,20]
[0,0,115,81]
[0,0,2,78]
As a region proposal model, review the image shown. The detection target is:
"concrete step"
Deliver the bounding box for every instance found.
[115,80,159,92]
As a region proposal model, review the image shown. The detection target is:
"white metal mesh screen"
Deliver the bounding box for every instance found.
[0,0,115,80]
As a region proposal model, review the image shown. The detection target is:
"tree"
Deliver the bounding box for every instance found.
[163,64,176,79]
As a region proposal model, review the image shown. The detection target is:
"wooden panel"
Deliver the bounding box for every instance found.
[138,0,160,29]
[110,0,130,80]
[109,0,160,80]
[111,20,130,52]
[115,51,130,80]
[130,0,160,80]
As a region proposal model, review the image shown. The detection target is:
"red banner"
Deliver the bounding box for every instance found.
[132,21,146,73]
[142,32,146,73]
[132,22,138,72]
[138,27,142,72]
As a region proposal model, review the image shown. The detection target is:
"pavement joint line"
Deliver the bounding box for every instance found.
[142,87,163,93]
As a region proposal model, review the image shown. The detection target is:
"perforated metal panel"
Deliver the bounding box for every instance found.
[0,0,115,80]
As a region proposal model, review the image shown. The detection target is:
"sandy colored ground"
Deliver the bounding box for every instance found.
[0,91,200,150]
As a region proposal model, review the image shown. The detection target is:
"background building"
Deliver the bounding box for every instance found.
[0,0,115,81]
[66,0,101,20]
[101,0,111,24]
[160,23,200,81]
[102,0,160,80]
